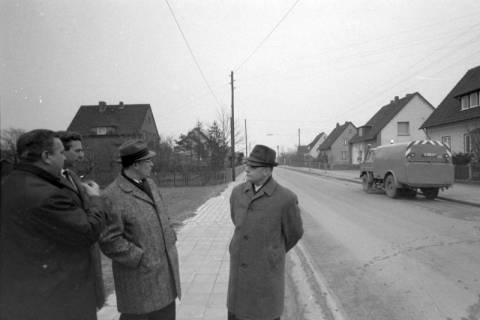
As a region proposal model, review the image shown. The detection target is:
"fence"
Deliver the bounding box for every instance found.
[454,163,480,181]
[286,160,359,170]
[154,165,244,187]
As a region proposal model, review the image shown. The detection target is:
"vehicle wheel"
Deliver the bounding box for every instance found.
[421,187,439,200]
[384,174,398,198]
[362,174,373,193]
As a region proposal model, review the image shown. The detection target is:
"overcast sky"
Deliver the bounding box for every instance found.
[2,0,480,153]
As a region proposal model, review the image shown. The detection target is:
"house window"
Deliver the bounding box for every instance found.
[344,138,347,145]
[397,122,410,136]
[461,95,469,110]
[441,136,451,149]
[358,150,363,162]
[470,92,479,108]
[96,127,107,135]
[464,134,472,153]
[341,151,348,160]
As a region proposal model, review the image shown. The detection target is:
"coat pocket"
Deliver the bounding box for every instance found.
[267,246,284,271]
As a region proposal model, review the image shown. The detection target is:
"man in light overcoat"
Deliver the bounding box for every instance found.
[100,139,181,320]
[228,144,304,320]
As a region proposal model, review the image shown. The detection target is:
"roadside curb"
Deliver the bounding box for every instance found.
[282,166,480,208]
[289,241,347,320]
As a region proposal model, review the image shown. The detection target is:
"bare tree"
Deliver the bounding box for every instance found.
[1,128,26,163]
[216,107,244,151]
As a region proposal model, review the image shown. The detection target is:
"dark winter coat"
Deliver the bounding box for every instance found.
[100,174,181,314]
[228,177,304,320]
[0,163,108,320]
[67,169,106,308]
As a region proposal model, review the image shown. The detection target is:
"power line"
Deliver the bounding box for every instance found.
[164,0,224,111]
[334,24,480,120]
[234,0,302,72]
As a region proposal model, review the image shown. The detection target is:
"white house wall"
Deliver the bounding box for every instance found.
[351,142,366,164]
[380,94,432,145]
[307,134,327,158]
[426,119,480,153]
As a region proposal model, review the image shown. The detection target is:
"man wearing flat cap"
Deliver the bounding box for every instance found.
[100,139,181,320]
[227,144,304,320]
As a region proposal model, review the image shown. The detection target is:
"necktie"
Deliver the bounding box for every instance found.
[63,170,78,191]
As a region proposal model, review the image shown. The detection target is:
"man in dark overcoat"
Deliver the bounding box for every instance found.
[100,139,181,320]
[228,145,304,320]
[0,129,109,320]
[58,130,106,309]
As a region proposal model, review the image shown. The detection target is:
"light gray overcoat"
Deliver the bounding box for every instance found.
[228,177,303,320]
[100,175,181,314]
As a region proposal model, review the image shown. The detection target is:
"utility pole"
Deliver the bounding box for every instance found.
[244,119,248,157]
[230,71,235,181]
[298,128,301,147]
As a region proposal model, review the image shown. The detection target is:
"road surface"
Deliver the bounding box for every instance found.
[276,167,480,320]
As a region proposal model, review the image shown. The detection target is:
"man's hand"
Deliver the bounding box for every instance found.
[83,180,100,196]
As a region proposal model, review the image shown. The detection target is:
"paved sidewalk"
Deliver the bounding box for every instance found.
[287,166,480,207]
[98,180,236,320]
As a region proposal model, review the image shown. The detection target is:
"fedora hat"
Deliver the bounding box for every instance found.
[118,139,156,166]
[246,144,278,167]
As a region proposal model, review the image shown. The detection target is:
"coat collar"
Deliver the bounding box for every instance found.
[15,162,64,188]
[115,174,154,205]
[243,175,277,197]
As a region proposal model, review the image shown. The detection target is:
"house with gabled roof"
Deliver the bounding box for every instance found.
[350,92,434,164]
[67,101,160,184]
[304,132,327,159]
[175,126,210,162]
[318,122,357,168]
[420,65,480,154]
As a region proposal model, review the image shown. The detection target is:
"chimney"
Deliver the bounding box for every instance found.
[99,101,107,112]
[119,101,124,109]
[394,96,399,102]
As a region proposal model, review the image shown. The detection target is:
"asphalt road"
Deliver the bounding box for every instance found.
[274,167,480,320]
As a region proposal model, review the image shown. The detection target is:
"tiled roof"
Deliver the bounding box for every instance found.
[350,93,422,143]
[421,65,480,129]
[307,132,325,150]
[68,103,151,136]
[319,122,354,150]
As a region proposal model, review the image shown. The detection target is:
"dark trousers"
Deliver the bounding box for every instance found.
[119,302,175,320]
[228,311,280,320]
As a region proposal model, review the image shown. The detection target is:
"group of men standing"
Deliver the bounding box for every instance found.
[0,129,303,320]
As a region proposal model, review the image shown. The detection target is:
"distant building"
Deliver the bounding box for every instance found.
[67,101,160,185]
[305,132,327,159]
[318,122,357,168]
[350,92,434,164]
[421,65,480,154]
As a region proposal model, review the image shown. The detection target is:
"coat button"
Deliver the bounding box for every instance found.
[241,263,248,268]
[243,235,248,240]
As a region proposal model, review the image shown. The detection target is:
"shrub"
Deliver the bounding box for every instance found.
[452,153,472,165]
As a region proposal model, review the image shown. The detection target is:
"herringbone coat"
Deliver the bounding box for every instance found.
[228,177,303,320]
[100,174,181,314]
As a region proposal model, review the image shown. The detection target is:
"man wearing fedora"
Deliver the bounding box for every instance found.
[227,144,304,320]
[100,139,181,320]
